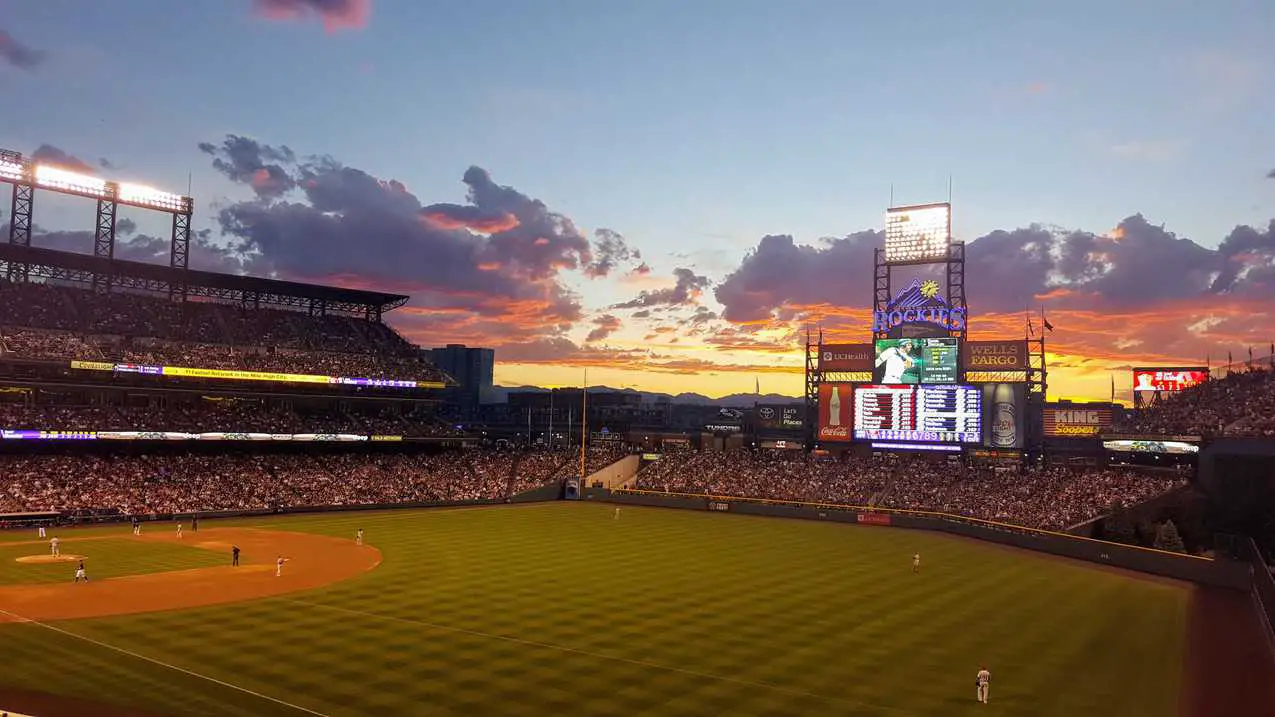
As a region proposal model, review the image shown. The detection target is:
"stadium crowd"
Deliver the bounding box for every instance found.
[1114,363,1275,437]
[0,401,464,437]
[0,280,447,382]
[633,450,1184,531]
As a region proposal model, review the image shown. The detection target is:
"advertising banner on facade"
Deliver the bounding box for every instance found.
[818,343,873,372]
[1043,403,1114,437]
[964,340,1028,371]
[756,404,805,430]
[981,383,1025,449]
[817,383,853,442]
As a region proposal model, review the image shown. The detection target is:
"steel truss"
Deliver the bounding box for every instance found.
[871,242,967,342]
[18,261,377,317]
[6,183,34,282]
[1025,335,1048,464]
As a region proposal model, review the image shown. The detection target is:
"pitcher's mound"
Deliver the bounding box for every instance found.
[15,554,85,564]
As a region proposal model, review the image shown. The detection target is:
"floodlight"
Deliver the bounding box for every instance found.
[884,203,951,264]
[0,158,24,182]
[118,182,190,212]
[34,164,107,197]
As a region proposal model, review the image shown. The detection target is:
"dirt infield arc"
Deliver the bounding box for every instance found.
[0,528,381,622]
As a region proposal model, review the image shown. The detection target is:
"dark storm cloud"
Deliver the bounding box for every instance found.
[585,314,622,342]
[31,145,96,175]
[715,215,1275,323]
[0,30,44,70]
[613,267,710,309]
[584,228,642,278]
[202,135,603,342]
[199,136,297,199]
[713,231,879,322]
[252,0,371,31]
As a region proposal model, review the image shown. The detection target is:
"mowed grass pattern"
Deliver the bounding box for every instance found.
[0,537,226,583]
[0,503,1187,716]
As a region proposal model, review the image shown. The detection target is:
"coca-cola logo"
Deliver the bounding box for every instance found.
[819,425,850,439]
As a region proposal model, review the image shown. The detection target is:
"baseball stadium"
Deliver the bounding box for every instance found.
[2,153,1274,717]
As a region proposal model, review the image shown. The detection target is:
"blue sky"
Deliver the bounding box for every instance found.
[2,0,1274,397]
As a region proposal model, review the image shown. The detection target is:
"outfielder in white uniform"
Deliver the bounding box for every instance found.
[50,536,60,557]
[356,528,363,546]
[176,522,183,539]
[38,525,46,539]
[614,507,621,520]
[276,555,288,577]
[913,553,920,573]
[976,667,991,703]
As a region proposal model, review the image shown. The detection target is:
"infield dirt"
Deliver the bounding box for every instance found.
[0,527,381,622]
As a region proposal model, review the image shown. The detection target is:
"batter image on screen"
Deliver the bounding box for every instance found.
[873,338,959,384]
[874,339,921,383]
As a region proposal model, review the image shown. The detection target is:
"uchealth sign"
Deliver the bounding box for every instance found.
[1043,404,1113,437]
[819,343,873,372]
[818,383,853,442]
[964,340,1028,371]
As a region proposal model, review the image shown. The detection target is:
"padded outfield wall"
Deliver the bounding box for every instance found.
[589,488,1252,590]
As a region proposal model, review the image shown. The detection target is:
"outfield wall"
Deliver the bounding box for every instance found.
[584,454,639,489]
[589,489,1252,590]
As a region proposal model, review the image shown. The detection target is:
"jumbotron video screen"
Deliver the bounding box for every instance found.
[853,384,982,443]
[873,338,959,384]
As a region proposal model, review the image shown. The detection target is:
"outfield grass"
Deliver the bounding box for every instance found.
[0,537,225,584]
[0,503,1188,716]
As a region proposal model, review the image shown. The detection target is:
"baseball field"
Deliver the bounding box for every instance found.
[0,501,1264,716]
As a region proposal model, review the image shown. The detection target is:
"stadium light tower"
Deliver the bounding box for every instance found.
[0,148,194,291]
[872,201,966,342]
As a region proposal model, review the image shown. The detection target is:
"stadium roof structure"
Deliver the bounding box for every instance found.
[0,244,409,317]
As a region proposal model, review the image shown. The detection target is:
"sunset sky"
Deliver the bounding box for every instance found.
[3,0,1274,402]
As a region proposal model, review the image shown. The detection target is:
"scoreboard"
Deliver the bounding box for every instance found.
[853,384,982,443]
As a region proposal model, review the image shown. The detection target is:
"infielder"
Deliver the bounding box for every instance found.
[613,507,621,520]
[276,555,288,577]
[976,666,991,703]
[50,536,60,557]
[74,559,89,584]
[913,553,920,573]
[175,521,183,539]
[356,528,364,546]
[132,517,141,535]
[38,525,46,539]
[232,545,240,567]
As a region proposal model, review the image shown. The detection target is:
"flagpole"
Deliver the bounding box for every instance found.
[579,369,588,481]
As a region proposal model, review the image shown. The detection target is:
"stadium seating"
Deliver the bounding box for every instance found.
[1113,364,1275,438]
[633,450,1185,531]
[0,279,445,382]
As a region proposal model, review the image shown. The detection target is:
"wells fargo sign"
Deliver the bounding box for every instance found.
[964,340,1028,371]
[1043,405,1114,437]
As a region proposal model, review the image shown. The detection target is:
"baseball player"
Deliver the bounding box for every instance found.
[356,528,364,546]
[913,553,921,573]
[976,666,991,703]
[276,555,288,577]
[38,525,46,539]
[132,516,141,535]
[74,559,89,584]
[50,536,60,557]
[614,507,621,520]
[231,545,240,567]
[175,521,183,539]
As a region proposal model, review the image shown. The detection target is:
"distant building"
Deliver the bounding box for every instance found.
[429,344,494,416]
